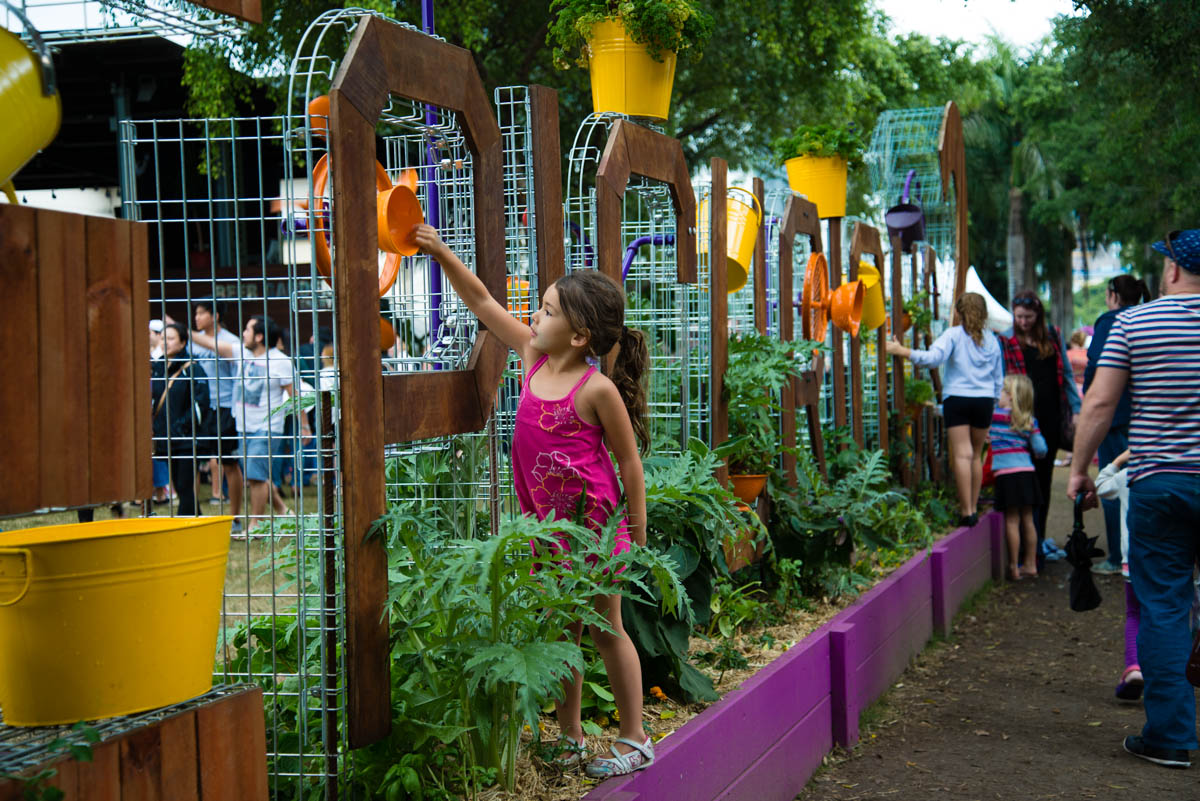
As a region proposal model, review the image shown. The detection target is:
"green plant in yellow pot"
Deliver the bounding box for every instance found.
[548,0,713,120]
[773,123,866,218]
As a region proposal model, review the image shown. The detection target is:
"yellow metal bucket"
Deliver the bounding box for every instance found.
[856,262,887,331]
[0,517,232,725]
[586,18,676,121]
[0,8,62,203]
[698,187,763,293]
[784,155,848,218]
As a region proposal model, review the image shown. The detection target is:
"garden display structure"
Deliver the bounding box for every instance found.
[0,8,974,800]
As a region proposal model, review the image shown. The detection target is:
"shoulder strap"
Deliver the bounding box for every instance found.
[154,361,194,417]
[566,365,597,398]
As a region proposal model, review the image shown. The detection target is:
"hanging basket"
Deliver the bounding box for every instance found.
[698,186,763,293]
[585,18,677,121]
[784,155,848,218]
[729,473,768,506]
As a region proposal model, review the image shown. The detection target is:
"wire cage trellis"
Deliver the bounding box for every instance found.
[565,113,711,453]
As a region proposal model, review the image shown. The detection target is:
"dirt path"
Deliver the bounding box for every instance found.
[799,466,1198,800]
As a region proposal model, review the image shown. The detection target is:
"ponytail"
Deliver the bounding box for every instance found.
[612,326,650,455]
[1109,274,1151,307]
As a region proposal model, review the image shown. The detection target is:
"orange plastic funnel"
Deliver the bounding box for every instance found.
[308,95,330,137]
[379,318,396,352]
[830,280,865,337]
[376,183,423,255]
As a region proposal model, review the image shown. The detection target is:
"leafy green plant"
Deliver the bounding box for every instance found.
[0,723,100,801]
[706,579,765,639]
[693,640,748,684]
[902,290,933,335]
[717,332,805,474]
[905,378,935,409]
[772,123,866,167]
[548,0,714,68]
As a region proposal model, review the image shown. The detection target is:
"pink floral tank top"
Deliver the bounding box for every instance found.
[512,356,630,557]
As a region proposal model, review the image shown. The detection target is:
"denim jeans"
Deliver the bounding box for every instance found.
[1098,425,1130,566]
[1128,471,1200,750]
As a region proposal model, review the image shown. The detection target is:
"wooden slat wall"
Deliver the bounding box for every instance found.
[0,688,266,801]
[0,207,150,517]
[0,206,40,514]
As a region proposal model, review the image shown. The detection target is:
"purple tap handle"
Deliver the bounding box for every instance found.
[422,0,443,347]
[902,169,917,204]
[621,234,676,281]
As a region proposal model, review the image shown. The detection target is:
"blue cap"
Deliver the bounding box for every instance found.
[1152,229,1200,273]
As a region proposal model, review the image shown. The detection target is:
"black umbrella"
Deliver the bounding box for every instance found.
[1065,494,1104,612]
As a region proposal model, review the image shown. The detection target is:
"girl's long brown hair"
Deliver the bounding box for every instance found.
[956,292,987,346]
[554,270,650,454]
[1011,290,1055,358]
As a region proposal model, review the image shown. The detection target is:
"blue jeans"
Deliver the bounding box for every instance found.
[1128,471,1200,750]
[1098,425,1129,565]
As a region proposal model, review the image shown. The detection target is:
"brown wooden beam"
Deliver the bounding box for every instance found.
[779,195,823,481]
[848,222,886,453]
[710,159,729,485]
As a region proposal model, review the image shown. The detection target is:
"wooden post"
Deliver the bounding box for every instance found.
[710,159,729,486]
[779,195,823,480]
[848,255,864,449]
[890,235,912,489]
[752,177,767,335]
[828,217,846,438]
[939,101,969,311]
[847,222,887,454]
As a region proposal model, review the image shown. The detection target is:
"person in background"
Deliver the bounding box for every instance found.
[999,290,1082,569]
[149,318,171,506]
[989,374,1047,580]
[1094,448,1144,701]
[150,323,208,516]
[1068,228,1200,770]
[1067,329,1089,397]
[886,292,1003,527]
[191,299,245,515]
[1084,274,1152,575]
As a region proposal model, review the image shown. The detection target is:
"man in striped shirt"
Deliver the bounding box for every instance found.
[1069,228,1200,770]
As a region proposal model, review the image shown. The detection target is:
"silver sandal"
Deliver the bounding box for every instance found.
[585,736,654,778]
[552,733,588,769]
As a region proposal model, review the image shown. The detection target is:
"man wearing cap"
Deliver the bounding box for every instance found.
[1069,229,1200,769]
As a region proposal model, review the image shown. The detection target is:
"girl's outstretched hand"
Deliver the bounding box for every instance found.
[884,337,908,357]
[413,224,449,259]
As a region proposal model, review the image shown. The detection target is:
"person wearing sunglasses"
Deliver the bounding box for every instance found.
[999,291,1083,570]
[1083,274,1151,575]
[1069,228,1200,770]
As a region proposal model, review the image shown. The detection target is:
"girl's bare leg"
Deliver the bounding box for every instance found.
[1020,506,1038,577]
[590,593,645,754]
[555,620,585,742]
[947,424,974,517]
[968,426,989,516]
[1005,508,1022,581]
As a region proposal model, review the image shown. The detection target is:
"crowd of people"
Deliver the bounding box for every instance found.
[148,300,329,532]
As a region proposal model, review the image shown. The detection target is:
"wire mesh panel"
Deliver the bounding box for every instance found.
[120,112,347,800]
[565,113,710,452]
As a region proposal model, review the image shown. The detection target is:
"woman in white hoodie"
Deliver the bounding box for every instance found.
[887,292,1004,527]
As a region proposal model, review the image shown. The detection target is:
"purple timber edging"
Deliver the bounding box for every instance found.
[582,512,1000,801]
[931,513,998,636]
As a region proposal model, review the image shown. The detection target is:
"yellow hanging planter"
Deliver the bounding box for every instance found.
[698,187,763,293]
[0,12,62,204]
[585,18,677,121]
[784,155,848,218]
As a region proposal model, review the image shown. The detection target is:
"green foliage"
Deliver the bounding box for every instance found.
[705,580,765,639]
[905,378,935,408]
[771,122,867,167]
[902,290,933,335]
[717,332,806,475]
[547,0,714,68]
[693,639,748,684]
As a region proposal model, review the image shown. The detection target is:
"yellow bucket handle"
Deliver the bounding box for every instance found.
[727,186,763,225]
[0,547,32,607]
[1,2,56,97]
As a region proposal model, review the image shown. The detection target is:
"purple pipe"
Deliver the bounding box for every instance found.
[622,234,676,281]
[422,0,443,347]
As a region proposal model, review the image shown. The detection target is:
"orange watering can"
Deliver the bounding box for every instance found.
[0,5,61,204]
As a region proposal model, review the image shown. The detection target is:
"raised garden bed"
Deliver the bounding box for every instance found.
[583,512,999,801]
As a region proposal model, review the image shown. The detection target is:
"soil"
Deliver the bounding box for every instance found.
[800,466,1198,801]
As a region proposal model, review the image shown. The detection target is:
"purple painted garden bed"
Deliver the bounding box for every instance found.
[583,512,999,801]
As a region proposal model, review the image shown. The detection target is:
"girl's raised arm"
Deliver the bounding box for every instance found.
[413,224,537,359]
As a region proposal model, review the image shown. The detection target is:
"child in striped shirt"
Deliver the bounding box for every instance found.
[990,374,1048,580]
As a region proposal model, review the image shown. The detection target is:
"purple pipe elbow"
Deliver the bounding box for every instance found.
[621,234,676,281]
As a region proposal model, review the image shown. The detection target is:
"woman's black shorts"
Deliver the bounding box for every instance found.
[942,395,994,429]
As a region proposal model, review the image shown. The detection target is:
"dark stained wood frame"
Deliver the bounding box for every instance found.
[184,0,262,24]
[889,234,912,488]
[529,86,566,293]
[938,101,968,313]
[329,16,510,747]
[847,222,887,452]
[751,178,767,336]
[778,194,825,481]
[595,119,697,286]
[828,218,846,439]
[709,159,729,485]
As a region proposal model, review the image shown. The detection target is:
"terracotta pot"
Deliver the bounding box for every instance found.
[729,473,768,506]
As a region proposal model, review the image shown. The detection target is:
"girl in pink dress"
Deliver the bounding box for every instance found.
[414,225,654,779]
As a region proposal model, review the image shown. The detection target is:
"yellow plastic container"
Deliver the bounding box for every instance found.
[698,187,763,294]
[856,262,887,331]
[0,17,62,200]
[586,18,677,121]
[784,156,848,218]
[0,517,232,725]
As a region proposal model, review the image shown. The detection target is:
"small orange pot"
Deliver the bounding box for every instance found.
[729,474,768,506]
[829,280,865,337]
[376,182,423,255]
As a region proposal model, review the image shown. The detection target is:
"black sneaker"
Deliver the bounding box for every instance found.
[1123,736,1191,768]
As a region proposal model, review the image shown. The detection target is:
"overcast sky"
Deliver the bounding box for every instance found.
[877,0,1081,50]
